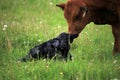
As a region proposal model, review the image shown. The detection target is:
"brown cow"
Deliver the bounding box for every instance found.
[56,0,120,55]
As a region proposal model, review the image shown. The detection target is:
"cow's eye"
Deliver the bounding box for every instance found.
[74,11,82,20]
[74,15,80,20]
[73,8,83,20]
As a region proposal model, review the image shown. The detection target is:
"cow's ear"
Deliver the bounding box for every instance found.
[56,3,65,10]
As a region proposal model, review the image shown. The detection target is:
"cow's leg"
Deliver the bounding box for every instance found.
[112,24,120,55]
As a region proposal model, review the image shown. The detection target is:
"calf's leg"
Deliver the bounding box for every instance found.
[112,24,120,55]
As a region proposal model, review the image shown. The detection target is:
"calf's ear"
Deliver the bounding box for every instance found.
[56,3,65,10]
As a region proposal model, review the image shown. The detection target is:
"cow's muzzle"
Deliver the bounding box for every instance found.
[69,34,79,43]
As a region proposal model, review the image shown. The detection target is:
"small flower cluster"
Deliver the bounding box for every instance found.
[2,24,8,31]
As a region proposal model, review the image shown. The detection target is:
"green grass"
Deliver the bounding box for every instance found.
[0,0,120,80]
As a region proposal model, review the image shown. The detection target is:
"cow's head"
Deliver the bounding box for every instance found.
[57,0,90,42]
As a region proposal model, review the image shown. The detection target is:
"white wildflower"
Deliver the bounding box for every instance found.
[96,49,99,51]
[4,24,7,28]
[40,21,42,24]
[57,25,61,28]
[85,32,88,34]
[2,27,6,31]
[113,60,117,64]
[43,59,46,61]
[35,34,38,36]
[46,65,49,68]
[23,41,26,44]
[49,2,53,5]
[112,78,118,80]
[96,29,98,32]
[112,42,114,45]
[89,39,92,42]
[38,39,41,42]
[60,72,63,75]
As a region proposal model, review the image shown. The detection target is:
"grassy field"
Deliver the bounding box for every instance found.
[0,0,120,80]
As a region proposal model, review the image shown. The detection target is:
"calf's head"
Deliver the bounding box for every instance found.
[57,0,90,41]
[58,32,78,43]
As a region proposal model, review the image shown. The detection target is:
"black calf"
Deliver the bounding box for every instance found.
[19,32,72,62]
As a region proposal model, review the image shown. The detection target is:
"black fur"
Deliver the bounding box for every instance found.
[19,32,72,62]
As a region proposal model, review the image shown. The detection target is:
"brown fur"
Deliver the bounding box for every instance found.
[57,0,120,55]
